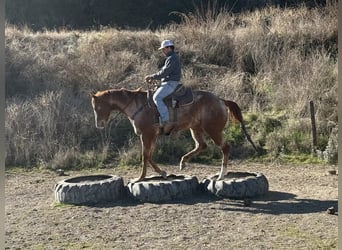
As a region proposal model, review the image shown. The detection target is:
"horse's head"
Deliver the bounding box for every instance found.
[91,91,112,129]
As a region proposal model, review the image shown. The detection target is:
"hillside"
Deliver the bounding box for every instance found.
[6,0,328,30]
[5,4,337,169]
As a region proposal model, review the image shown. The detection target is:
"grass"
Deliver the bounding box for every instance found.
[252,153,326,165]
[5,3,337,169]
[52,202,77,209]
[280,224,337,249]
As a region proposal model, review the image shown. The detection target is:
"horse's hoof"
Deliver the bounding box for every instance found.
[217,174,225,181]
[131,177,144,183]
[160,171,167,179]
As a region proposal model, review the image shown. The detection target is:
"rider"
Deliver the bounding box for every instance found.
[145,39,181,133]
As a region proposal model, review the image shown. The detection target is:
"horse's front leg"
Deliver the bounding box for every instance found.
[134,163,147,183]
[141,132,167,179]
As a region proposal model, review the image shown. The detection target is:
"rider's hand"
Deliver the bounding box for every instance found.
[145,75,152,83]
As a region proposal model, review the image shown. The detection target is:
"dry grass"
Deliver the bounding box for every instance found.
[5,4,337,168]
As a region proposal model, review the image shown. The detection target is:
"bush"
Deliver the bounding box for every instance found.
[5,90,97,167]
[316,126,338,164]
[5,4,337,169]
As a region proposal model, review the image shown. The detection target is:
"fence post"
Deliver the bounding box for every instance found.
[309,100,317,153]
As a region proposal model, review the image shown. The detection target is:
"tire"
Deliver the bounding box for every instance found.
[54,174,124,205]
[127,174,199,203]
[201,172,269,199]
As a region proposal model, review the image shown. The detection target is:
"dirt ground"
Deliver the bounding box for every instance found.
[5,162,338,249]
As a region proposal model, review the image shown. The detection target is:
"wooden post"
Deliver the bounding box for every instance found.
[309,100,317,152]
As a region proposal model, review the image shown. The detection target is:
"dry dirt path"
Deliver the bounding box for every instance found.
[5,163,338,249]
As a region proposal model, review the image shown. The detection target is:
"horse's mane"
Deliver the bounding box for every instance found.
[113,87,148,102]
[95,87,147,96]
[114,87,147,94]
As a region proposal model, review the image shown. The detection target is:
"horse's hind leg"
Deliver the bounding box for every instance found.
[207,130,230,180]
[180,128,207,170]
[150,161,167,179]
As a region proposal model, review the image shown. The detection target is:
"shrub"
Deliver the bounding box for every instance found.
[5,4,337,168]
[5,90,97,167]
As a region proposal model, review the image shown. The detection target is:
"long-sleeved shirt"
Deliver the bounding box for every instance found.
[151,50,181,82]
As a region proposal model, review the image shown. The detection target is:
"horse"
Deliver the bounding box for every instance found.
[91,87,257,182]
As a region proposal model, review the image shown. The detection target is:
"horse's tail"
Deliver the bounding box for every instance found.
[222,99,243,124]
[222,99,259,153]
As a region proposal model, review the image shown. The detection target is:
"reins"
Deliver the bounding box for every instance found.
[108,81,155,123]
[106,90,134,127]
[131,80,157,119]
[107,111,124,127]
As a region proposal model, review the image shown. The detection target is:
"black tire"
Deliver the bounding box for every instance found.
[54,174,124,205]
[127,174,199,203]
[201,172,269,199]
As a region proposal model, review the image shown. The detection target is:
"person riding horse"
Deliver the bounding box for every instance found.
[145,40,181,134]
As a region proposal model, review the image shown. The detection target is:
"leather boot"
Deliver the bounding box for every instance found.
[161,121,175,135]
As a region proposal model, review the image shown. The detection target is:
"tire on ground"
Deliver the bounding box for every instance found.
[127,174,199,203]
[201,172,269,199]
[54,175,124,205]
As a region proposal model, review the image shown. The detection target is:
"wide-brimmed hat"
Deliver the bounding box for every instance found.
[158,40,174,50]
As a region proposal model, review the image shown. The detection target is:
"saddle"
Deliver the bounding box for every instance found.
[148,84,194,124]
[165,84,194,108]
[148,84,194,108]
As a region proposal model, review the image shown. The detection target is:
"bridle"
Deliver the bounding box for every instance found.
[106,80,157,125]
[105,92,134,127]
[97,91,136,144]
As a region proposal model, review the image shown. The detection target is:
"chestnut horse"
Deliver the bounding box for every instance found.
[91,87,257,182]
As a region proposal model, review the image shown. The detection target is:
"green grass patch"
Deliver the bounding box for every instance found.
[52,201,77,209]
[281,225,337,249]
[251,152,325,165]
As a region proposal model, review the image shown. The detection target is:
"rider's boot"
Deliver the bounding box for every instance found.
[161,121,175,135]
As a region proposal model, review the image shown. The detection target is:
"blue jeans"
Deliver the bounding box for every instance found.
[153,81,180,123]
